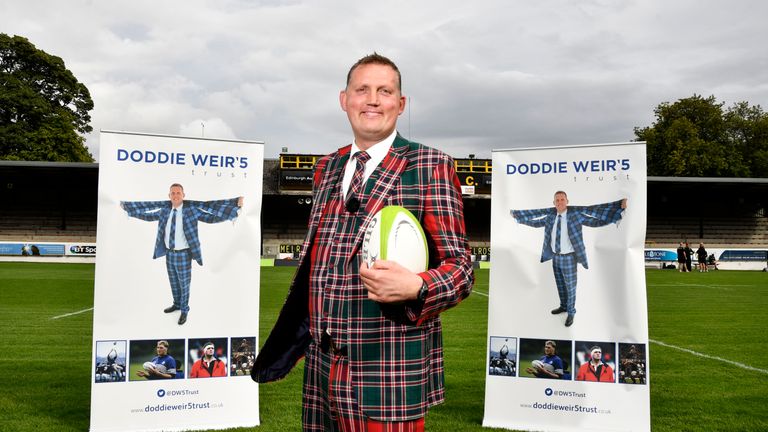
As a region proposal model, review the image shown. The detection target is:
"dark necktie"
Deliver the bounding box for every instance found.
[555,214,562,254]
[345,151,370,213]
[169,209,177,250]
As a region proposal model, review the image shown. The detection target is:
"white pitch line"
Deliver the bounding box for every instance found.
[472,290,489,298]
[51,307,94,320]
[650,339,768,375]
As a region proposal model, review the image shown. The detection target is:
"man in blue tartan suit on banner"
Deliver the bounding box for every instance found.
[511,191,627,327]
[121,183,243,325]
[253,53,473,431]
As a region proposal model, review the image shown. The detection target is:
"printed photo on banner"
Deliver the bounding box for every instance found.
[129,339,185,381]
[230,336,256,377]
[574,341,616,383]
[488,336,517,377]
[519,338,572,381]
[119,183,244,327]
[618,343,647,385]
[94,340,127,383]
[188,337,229,378]
[510,191,628,328]
[93,131,262,336]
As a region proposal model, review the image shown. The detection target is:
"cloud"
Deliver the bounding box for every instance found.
[2,0,767,161]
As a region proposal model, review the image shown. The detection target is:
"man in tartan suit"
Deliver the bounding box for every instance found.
[511,191,626,327]
[121,183,243,325]
[253,53,473,431]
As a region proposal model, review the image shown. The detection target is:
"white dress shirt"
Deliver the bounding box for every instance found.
[341,130,397,197]
[551,210,575,254]
[165,204,190,250]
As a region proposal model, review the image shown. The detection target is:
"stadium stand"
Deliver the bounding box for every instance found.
[2,160,767,254]
[1,161,97,242]
[645,177,768,248]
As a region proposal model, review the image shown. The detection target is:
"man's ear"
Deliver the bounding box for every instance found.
[340,90,348,112]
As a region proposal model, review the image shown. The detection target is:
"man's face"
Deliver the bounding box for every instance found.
[553,193,568,213]
[340,63,405,149]
[169,186,185,208]
[591,349,602,362]
[544,344,555,356]
[204,345,214,357]
[156,344,168,356]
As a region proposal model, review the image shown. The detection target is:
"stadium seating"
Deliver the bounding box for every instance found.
[0,209,96,242]
[645,215,768,247]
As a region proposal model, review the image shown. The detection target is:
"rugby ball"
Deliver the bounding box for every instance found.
[531,359,554,373]
[362,206,428,273]
[143,362,167,374]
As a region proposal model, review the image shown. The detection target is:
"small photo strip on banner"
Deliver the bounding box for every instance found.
[94,340,127,383]
[129,338,185,381]
[574,341,617,383]
[188,337,229,378]
[519,338,573,381]
[618,343,647,384]
[230,336,257,377]
[488,336,517,377]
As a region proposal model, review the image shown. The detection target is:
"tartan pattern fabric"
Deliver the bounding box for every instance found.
[552,253,578,314]
[510,199,624,269]
[254,135,474,422]
[303,344,425,431]
[346,151,371,210]
[308,174,358,351]
[165,249,192,312]
[122,198,241,265]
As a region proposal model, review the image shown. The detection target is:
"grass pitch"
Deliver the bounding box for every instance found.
[0,263,766,431]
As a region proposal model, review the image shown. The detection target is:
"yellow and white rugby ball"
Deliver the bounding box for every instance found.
[362,205,428,273]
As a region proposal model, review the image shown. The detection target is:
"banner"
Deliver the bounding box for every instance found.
[0,242,66,256]
[484,142,649,432]
[90,131,263,432]
[645,247,768,270]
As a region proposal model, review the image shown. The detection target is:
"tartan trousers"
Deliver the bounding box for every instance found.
[165,249,192,312]
[302,343,425,432]
[552,253,578,315]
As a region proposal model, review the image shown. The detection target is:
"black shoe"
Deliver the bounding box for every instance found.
[565,314,574,327]
[164,305,179,313]
[178,313,187,325]
[551,307,567,315]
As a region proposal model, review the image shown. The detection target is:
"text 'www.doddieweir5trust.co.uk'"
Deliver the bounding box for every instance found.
[520,402,611,414]
[131,401,224,414]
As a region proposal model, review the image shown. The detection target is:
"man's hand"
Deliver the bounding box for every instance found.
[237,196,244,207]
[621,198,628,209]
[360,259,424,303]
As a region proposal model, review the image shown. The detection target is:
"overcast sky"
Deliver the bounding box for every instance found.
[2,0,767,161]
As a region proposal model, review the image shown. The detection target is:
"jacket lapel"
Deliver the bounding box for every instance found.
[305,147,350,244]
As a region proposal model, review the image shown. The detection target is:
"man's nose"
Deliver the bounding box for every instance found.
[365,91,380,105]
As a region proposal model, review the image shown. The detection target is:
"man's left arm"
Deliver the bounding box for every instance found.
[361,155,474,324]
[194,197,244,223]
[581,198,627,227]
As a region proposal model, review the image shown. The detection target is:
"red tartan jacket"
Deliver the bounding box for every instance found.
[253,135,474,420]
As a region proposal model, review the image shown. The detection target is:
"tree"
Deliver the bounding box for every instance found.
[0,33,94,162]
[634,94,768,177]
[723,101,768,178]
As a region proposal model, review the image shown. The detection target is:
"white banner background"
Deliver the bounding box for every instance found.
[484,142,650,432]
[90,131,263,432]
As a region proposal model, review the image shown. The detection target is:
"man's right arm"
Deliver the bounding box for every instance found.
[511,208,551,227]
[121,200,167,221]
